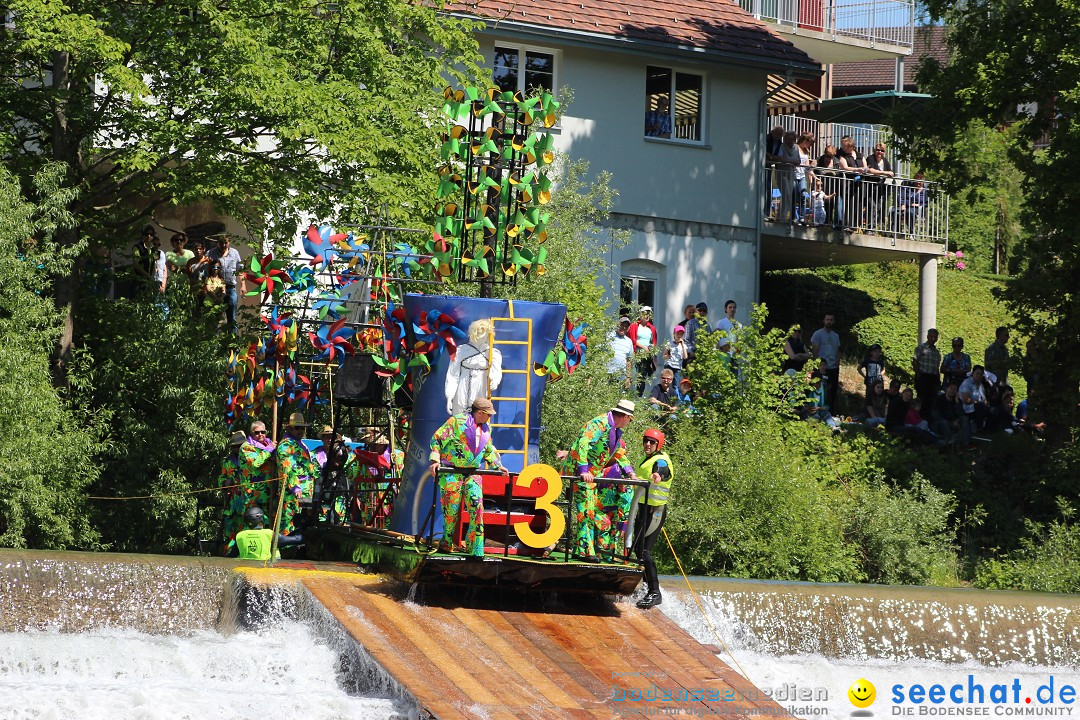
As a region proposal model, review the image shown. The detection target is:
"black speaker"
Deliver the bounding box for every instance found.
[336,355,384,407]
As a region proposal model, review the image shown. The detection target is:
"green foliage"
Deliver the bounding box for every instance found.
[847,474,960,586]
[657,305,961,584]
[974,499,1080,593]
[0,165,101,549]
[70,285,227,553]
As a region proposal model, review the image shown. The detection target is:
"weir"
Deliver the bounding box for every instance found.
[5,550,1080,718]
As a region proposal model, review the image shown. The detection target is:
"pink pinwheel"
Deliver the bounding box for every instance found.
[244,253,292,302]
[562,318,588,374]
[308,318,357,367]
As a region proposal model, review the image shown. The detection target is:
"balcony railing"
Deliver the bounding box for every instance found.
[764,163,948,247]
[737,0,914,50]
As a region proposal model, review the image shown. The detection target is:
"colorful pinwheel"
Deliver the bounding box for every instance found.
[303,223,349,269]
[244,253,292,302]
[312,290,347,320]
[309,318,357,367]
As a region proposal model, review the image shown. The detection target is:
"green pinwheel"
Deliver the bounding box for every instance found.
[462,245,494,277]
[243,253,292,302]
[437,167,463,198]
[539,91,560,128]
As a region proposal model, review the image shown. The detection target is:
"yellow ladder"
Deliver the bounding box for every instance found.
[486,304,533,467]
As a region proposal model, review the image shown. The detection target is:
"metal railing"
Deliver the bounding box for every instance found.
[770,115,909,176]
[763,163,948,246]
[736,0,914,49]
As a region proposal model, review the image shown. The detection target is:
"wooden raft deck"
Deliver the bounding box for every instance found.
[303,575,796,720]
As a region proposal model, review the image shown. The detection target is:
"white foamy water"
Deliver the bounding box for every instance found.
[660,591,1080,719]
[0,622,410,720]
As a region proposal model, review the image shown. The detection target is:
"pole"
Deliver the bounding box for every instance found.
[269,359,284,565]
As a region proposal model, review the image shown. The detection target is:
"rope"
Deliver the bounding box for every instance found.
[87,477,284,501]
[661,527,752,683]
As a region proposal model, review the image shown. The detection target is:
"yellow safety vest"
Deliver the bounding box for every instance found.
[636,452,674,507]
[235,528,280,561]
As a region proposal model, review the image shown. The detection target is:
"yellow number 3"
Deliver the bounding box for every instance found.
[514,463,565,549]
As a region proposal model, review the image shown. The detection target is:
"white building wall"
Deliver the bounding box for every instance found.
[478,36,767,332]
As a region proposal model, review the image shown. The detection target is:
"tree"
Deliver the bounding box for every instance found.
[0,164,101,549]
[890,0,1080,435]
[0,0,483,375]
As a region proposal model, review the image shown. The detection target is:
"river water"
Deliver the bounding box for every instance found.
[1,574,1077,720]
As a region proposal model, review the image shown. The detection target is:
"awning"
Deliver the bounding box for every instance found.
[766,75,820,116]
[804,90,932,124]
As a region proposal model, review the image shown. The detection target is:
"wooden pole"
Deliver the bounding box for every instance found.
[268,359,284,565]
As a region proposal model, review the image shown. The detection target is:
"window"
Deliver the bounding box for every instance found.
[493,46,556,96]
[620,276,656,316]
[644,66,703,142]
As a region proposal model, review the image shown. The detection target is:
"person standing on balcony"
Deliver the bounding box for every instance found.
[777,131,801,222]
[816,144,842,227]
[865,142,894,232]
[836,136,867,231]
[764,125,786,219]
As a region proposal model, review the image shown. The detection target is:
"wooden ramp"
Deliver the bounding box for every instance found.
[304,575,796,720]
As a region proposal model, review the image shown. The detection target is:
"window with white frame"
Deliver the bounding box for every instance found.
[644,66,703,142]
[493,45,556,96]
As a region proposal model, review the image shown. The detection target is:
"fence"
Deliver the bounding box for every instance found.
[736,0,914,49]
[764,163,948,247]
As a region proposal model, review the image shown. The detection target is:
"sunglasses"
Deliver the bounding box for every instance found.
[252,430,267,435]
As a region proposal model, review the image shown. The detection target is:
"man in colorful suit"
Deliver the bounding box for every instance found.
[275,412,317,537]
[218,429,276,555]
[428,397,508,556]
[568,399,639,562]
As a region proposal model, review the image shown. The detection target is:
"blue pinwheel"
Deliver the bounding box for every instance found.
[303,223,348,269]
[312,290,347,320]
[286,265,317,294]
[309,318,357,367]
[562,318,588,374]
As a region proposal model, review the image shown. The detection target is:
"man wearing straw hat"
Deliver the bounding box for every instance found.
[275,412,317,537]
[567,399,639,562]
[428,397,508,556]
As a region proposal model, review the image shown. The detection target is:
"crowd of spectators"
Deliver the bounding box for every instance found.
[608,302,1041,448]
[765,125,929,236]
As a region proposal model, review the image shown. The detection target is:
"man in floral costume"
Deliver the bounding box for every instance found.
[275,412,317,537]
[218,429,276,555]
[428,397,508,556]
[568,399,638,562]
[243,420,276,516]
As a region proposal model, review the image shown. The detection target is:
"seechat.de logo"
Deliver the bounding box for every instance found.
[850,679,878,709]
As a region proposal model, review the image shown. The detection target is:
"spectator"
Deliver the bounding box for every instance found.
[131,224,166,296]
[990,391,1021,435]
[810,177,835,226]
[864,142,894,231]
[940,336,972,389]
[984,326,1011,387]
[663,325,688,385]
[816,144,842,227]
[716,335,735,373]
[783,326,813,373]
[835,135,867,230]
[864,380,888,428]
[645,96,672,138]
[675,378,696,409]
[204,263,226,304]
[777,131,804,222]
[857,344,886,403]
[932,382,970,446]
[165,232,194,275]
[628,307,658,397]
[649,368,679,416]
[895,173,927,235]
[715,300,740,353]
[606,316,634,389]
[685,302,710,367]
[764,126,785,219]
[884,382,909,430]
[904,398,930,431]
[959,365,991,432]
[765,125,785,163]
[801,360,841,431]
[207,234,242,332]
[810,312,840,412]
[912,328,942,418]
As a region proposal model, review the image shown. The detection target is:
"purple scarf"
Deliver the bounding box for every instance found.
[248,435,276,453]
[464,413,490,456]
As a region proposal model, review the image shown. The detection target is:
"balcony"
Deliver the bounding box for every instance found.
[736,0,914,63]
[761,163,948,270]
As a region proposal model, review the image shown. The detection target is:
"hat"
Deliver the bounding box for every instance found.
[611,399,636,417]
[679,377,693,386]
[229,431,246,446]
[696,302,708,312]
[673,325,685,334]
[320,425,334,436]
[718,334,732,348]
[286,412,308,427]
[618,316,631,324]
[470,397,496,416]
[639,306,652,314]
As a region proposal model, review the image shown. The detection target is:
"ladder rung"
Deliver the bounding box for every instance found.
[502,369,528,374]
[496,449,526,454]
[491,396,527,402]
[493,340,529,345]
[491,423,526,428]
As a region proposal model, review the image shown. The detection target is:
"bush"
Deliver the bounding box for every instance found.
[974,498,1080,593]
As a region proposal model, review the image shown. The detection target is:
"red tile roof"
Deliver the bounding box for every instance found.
[453,0,819,70]
[832,25,949,91]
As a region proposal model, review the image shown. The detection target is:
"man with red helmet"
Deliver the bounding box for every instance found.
[631,427,674,609]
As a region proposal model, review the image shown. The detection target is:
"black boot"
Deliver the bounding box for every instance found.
[636,592,662,609]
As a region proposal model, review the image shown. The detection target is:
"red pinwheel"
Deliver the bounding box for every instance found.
[244,253,292,302]
[308,318,357,367]
[562,318,588,374]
